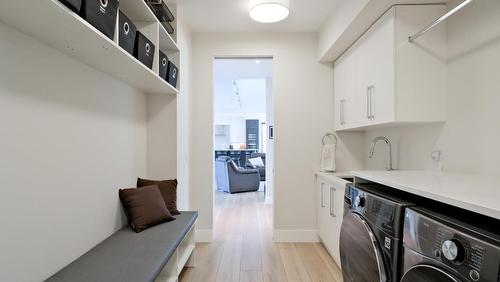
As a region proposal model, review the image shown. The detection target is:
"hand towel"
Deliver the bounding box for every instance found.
[321,143,336,172]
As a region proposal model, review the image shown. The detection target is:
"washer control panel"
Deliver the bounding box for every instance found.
[404,208,500,282]
[435,228,487,269]
[344,184,403,238]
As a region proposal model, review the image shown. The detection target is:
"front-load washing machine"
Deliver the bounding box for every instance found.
[402,207,500,282]
[340,183,414,282]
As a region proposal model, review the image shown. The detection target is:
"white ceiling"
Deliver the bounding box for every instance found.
[214,58,272,114]
[181,0,340,32]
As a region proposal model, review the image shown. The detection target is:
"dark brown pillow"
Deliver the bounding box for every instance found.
[137,178,180,215]
[119,185,175,232]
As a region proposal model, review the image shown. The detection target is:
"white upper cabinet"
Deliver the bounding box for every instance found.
[334,47,350,130]
[334,40,363,130]
[334,5,447,131]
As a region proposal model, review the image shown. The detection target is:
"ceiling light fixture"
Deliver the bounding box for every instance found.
[249,0,290,23]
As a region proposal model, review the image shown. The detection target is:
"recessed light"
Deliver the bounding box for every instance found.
[249,0,290,23]
[255,60,260,64]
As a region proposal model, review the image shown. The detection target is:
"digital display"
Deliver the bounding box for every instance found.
[467,243,485,270]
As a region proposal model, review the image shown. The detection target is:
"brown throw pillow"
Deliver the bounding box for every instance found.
[137,178,180,215]
[119,185,175,232]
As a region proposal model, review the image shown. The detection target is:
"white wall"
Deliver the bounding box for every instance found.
[318,0,369,59]
[146,2,192,211]
[214,78,267,114]
[265,77,275,204]
[146,94,177,180]
[190,32,333,242]
[364,0,500,176]
[175,2,192,210]
[214,114,246,145]
[0,23,147,281]
[214,113,266,148]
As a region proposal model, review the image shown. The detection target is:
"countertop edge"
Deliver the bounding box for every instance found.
[351,171,500,221]
[315,171,353,186]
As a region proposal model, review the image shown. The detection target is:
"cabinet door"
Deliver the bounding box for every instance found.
[335,43,361,130]
[352,34,372,128]
[318,181,336,263]
[327,181,347,267]
[317,178,328,241]
[317,177,347,268]
[334,56,347,130]
[364,8,396,124]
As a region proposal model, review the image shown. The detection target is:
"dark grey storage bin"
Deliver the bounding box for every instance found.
[59,0,83,12]
[118,11,137,56]
[157,1,174,22]
[80,0,119,40]
[134,32,155,69]
[167,60,178,88]
[159,51,169,80]
[145,0,175,22]
[160,20,174,35]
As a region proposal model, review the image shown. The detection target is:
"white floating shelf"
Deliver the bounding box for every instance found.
[159,24,179,53]
[120,0,157,22]
[0,0,178,95]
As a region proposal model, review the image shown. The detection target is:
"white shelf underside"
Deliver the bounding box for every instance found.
[0,0,179,95]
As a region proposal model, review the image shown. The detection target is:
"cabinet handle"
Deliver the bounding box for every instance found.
[370,86,375,119]
[341,99,345,125]
[330,186,336,217]
[367,87,371,119]
[340,99,346,125]
[321,183,325,208]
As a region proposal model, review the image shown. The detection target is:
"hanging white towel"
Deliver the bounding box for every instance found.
[321,143,336,172]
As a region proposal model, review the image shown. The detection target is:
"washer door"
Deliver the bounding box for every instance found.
[401,265,463,282]
[339,212,387,282]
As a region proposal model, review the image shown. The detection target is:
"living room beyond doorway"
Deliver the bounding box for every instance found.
[212,57,274,232]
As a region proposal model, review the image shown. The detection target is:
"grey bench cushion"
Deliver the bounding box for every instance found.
[46,211,198,282]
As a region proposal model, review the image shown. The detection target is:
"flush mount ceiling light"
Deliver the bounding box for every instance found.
[249,0,290,23]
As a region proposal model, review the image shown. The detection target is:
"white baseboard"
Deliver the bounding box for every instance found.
[195,229,213,242]
[273,229,320,242]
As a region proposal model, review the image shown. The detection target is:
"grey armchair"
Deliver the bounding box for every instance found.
[215,156,260,193]
[246,153,266,181]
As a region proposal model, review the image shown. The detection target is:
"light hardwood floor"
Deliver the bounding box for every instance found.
[179,191,343,282]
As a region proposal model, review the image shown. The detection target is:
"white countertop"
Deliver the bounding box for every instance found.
[214,149,258,151]
[351,170,500,220]
[315,172,353,193]
[316,171,353,179]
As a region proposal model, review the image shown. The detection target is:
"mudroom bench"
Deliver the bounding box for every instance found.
[47,211,198,282]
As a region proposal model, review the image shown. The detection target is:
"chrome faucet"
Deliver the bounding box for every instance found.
[369,136,393,171]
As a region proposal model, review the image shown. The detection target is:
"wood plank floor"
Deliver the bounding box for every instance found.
[180,191,343,282]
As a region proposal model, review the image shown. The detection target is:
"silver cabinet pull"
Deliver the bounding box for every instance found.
[321,182,326,208]
[344,99,346,125]
[340,99,346,125]
[367,86,371,119]
[370,86,375,119]
[330,186,336,217]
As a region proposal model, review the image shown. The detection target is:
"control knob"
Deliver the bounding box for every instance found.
[441,239,465,264]
[354,195,365,208]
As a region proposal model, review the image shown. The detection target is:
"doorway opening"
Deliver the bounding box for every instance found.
[212,57,274,236]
